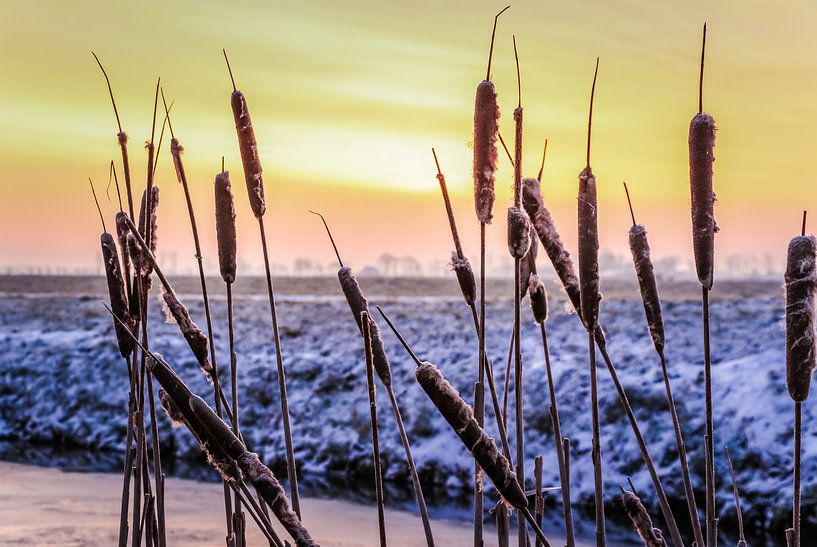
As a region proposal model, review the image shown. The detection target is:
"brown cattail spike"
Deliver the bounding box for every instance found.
[528,274,547,324]
[161,287,212,377]
[473,7,509,224]
[485,6,511,81]
[231,96,265,217]
[629,223,665,354]
[620,489,667,547]
[578,165,600,329]
[89,178,107,233]
[537,139,548,183]
[223,49,237,92]
[785,233,817,402]
[309,210,344,267]
[91,52,122,133]
[507,207,531,259]
[587,58,599,167]
[101,233,134,358]
[215,171,237,284]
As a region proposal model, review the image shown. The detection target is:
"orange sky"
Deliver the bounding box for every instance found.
[2,1,817,276]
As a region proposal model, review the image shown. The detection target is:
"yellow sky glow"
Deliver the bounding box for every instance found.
[2,0,817,276]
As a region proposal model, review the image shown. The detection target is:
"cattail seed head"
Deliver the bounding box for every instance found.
[473,80,499,224]
[338,267,392,387]
[231,91,266,218]
[507,206,531,259]
[101,232,134,358]
[450,253,477,305]
[621,489,667,547]
[578,166,601,329]
[689,112,717,290]
[629,224,665,354]
[160,287,212,377]
[135,186,159,277]
[114,211,131,276]
[785,235,817,402]
[415,361,527,509]
[522,177,582,316]
[528,274,548,324]
[215,171,237,284]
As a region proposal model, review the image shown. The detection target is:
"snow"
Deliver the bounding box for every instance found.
[0,281,810,541]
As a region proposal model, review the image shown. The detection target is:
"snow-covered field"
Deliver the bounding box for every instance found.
[0,275,809,544]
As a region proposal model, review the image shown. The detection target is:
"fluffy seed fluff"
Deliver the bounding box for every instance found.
[160,287,212,377]
[621,489,667,547]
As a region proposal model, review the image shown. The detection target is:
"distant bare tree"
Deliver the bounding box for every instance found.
[378,253,398,276]
[400,256,422,277]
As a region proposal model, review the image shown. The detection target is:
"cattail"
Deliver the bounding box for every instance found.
[102,233,135,358]
[224,51,265,219]
[158,389,185,428]
[215,170,237,284]
[378,308,552,547]
[161,287,212,376]
[528,274,547,325]
[522,177,582,316]
[577,165,601,330]
[628,224,664,354]
[416,361,527,508]
[786,233,817,402]
[338,267,392,387]
[473,6,509,224]
[91,178,134,359]
[474,80,499,224]
[507,206,531,259]
[450,254,477,305]
[620,489,667,547]
[689,112,717,290]
[188,396,317,547]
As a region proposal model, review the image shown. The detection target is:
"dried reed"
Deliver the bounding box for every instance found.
[624,182,704,547]
[223,50,300,515]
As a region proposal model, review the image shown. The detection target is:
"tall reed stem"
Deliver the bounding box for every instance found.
[362,313,387,547]
[539,323,575,546]
[257,216,301,518]
[588,331,605,546]
[702,286,716,546]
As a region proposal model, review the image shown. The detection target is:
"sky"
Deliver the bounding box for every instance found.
[2,0,817,276]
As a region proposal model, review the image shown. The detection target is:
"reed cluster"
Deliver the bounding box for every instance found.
[89,14,813,547]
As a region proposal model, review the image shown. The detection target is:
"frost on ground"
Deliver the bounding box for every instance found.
[0,276,810,542]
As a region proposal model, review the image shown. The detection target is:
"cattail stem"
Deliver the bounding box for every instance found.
[702,286,716,547]
[540,323,575,547]
[534,456,543,547]
[386,386,435,547]
[513,259,526,546]
[362,313,387,547]
[588,331,605,546]
[257,216,301,518]
[793,401,802,547]
[659,352,704,547]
